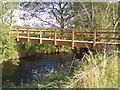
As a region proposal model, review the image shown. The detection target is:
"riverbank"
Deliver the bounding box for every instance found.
[1,43,72,63]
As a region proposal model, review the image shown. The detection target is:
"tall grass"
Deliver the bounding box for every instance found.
[67,49,119,88]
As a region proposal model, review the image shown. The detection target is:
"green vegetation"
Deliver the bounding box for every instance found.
[0,27,17,62]
[67,50,118,88]
[0,2,18,62]
[1,2,119,89]
[1,2,119,62]
[17,42,71,55]
[3,50,119,88]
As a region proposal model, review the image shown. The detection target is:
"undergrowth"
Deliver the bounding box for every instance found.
[67,49,118,88]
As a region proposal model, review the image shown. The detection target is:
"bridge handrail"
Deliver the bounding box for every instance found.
[10,28,120,30]
[10,28,120,48]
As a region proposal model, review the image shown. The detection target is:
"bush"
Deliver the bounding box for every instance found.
[1,27,17,62]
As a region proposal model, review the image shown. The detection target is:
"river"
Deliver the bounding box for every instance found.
[2,53,74,85]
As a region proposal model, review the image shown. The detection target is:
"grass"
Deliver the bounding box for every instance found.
[66,49,119,88]
[2,48,119,88]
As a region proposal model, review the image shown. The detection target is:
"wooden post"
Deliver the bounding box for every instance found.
[72,29,74,49]
[93,29,96,48]
[27,29,30,42]
[17,28,19,41]
[40,29,42,44]
[54,29,57,45]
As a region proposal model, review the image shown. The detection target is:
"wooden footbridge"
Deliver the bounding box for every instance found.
[10,28,120,49]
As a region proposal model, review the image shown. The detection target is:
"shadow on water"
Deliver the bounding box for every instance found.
[2,53,74,85]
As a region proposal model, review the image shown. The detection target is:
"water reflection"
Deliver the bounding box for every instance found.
[2,53,74,85]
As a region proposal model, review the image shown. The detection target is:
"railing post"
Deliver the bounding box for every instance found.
[54,29,57,45]
[17,28,19,41]
[72,29,74,49]
[93,29,96,48]
[27,29,30,42]
[39,29,42,44]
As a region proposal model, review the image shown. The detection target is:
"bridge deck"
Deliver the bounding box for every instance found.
[18,37,119,50]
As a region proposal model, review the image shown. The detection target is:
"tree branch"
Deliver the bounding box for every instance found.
[51,10,61,23]
[32,14,59,28]
[81,2,92,22]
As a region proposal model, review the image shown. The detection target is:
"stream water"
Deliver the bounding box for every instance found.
[2,53,74,85]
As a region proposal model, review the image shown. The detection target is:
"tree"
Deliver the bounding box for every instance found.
[93,2,119,29]
[0,2,19,62]
[73,2,119,29]
[19,2,75,28]
[72,2,92,28]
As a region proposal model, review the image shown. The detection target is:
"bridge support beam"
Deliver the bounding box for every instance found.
[93,29,96,48]
[72,29,74,49]
[27,29,30,42]
[39,30,42,44]
[54,30,57,45]
[17,28,19,41]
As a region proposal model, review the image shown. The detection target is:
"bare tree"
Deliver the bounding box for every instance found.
[19,2,75,28]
